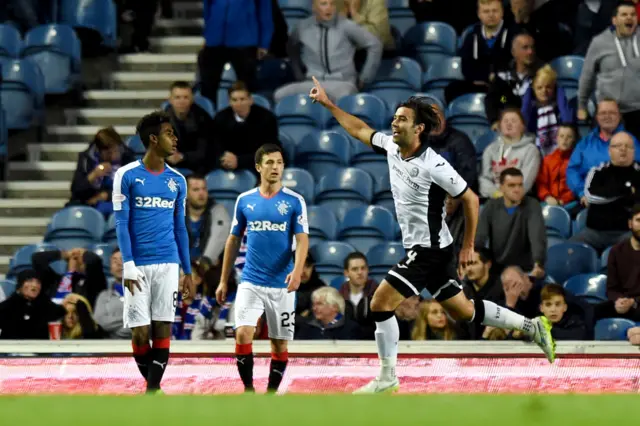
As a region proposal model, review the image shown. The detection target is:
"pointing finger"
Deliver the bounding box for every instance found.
[312,76,319,87]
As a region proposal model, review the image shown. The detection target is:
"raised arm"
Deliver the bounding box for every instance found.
[309,76,375,145]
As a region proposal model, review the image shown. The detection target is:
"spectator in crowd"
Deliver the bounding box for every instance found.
[508,0,573,61]
[606,204,640,320]
[0,270,66,339]
[69,127,136,216]
[538,283,592,340]
[461,247,502,339]
[409,0,477,35]
[567,99,640,205]
[479,109,541,199]
[117,0,159,53]
[446,0,516,103]
[578,2,640,139]
[186,175,231,265]
[274,0,383,102]
[164,81,212,174]
[61,293,105,339]
[485,33,541,127]
[199,0,273,105]
[427,102,479,192]
[571,132,640,252]
[295,253,327,318]
[335,0,395,52]
[497,265,541,318]
[521,65,574,156]
[212,82,280,173]
[338,252,378,339]
[476,168,547,277]
[32,248,107,308]
[296,286,362,339]
[536,124,579,210]
[1,0,39,34]
[411,299,462,340]
[574,0,619,55]
[394,295,421,340]
[445,196,465,263]
[93,248,130,339]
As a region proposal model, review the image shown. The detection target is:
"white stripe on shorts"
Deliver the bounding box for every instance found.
[388,270,419,295]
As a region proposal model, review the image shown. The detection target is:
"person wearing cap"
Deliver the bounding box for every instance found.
[0,270,66,339]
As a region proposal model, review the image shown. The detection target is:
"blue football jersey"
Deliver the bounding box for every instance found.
[112,160,189,268]
[231,187,308,288]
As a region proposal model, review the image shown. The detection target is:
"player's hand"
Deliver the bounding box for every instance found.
[309,76,331,107]
[285,271,301,293]
[216,282,228,305]
[124,279,142,295]
[122,261,144,295]
[182,274,195,300]
[458,246,474,269]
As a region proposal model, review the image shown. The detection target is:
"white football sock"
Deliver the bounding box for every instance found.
[374,315,399,380]
[478,300,535,337]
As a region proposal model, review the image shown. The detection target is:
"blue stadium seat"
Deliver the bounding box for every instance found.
[368,57,422,91]
[275,94,328,143]
[0,24,22,58]
[369,87,417,118]
[457,24,475,52]
[422,56,464,98]
[161,94,215,118]
[354,160,389,183]
[374,198,396,219]
[282,167,314,205]
[317,199,369,223]
[50,238,96,251]
[315,167,373,202]
[601,245,612,273]
[330,94,388,129]
[215,92,271,113]
[0,279,16,297]
[594,318,636,341]
[279,131,296,165]
[473,130,497,156]
[256,58,295,95]
[550,56,583,100]
[45,206,105,242]
[307,205,338,246]
[296,131,350,181]
[103,213,116,245]
[88,243,114,275]
[330,275,347,290]
[367,242,405,276]
[373,173,391,199]
[546,243,599,284]
[563,273,607,303]
[546,235,566,248]
[7,243,58,278]
[60,0,117,48]
[0,58,45,130]
[542,205,571,239]
[447,93,488,123]
[22,24,81,94]
[205,169,257,201]
[310,241,356,274]
[125,134,145,155]
[573,209,588,236]
[387,0,416,35]
[278,0,312,17]
[403,22,457,69]
[338,206,396,253]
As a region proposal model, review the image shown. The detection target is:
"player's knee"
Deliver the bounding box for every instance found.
[370,281,404,312]
[270,339,288,354]
[131,326,150,345]
[235,326,255,344]
[447,299,475,322]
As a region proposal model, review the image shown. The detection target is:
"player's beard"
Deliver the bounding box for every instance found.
[632,228,640,242]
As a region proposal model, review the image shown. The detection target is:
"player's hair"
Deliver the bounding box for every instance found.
[411,300,457,341]
[343,251,368,270]
[169,81,192,91]
[397,96,441,141]
[474,246,493,264]
[630,203,640,219]
[136,111,172,149]
[228,81,250,97]
[614,1,636,16]
[499,167,524,184]
[540,283,566,302]
[93,126,123,151]
[254,143,283,165]
[311,287,346,314]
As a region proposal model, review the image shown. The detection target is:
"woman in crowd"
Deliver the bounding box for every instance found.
[411,299,461,340]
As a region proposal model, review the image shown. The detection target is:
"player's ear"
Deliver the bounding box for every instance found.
[255,162,261,174]
[149,134,158,146]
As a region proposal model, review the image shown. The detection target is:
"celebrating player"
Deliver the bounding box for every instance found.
[216,143,309,394]
[309,77,556,393]
[112,112,193,394]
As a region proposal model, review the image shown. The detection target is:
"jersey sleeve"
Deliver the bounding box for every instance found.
[112,169,134,263]
[292,195,309,234]
[230,196,247,237]
[428,153,469,198]
[370,132,393,155]
[173,174,192,274]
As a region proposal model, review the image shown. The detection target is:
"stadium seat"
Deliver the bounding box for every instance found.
[457,24,475,52]
[278,0,312,18]
[422,56,464,99]
[374,198,396,219]
[373,173,392,199]
[563,273,607,303]
[215,92,271,113]
[296,131,350,181]
[7,243,59,278]
[368,57,422,91]
[473,130,497,156]
[45,206,105,242]
[205,169,257,201]
[125,134,145,155]
[546,235,566,248]
[572,209,588,236]
[594,318,636,341]
[0,58,45,130]
[447,93,488,122]
[307,205,338,246]
[22,24,81,94]
[255,58,295,95]
[354,160,389,184]
[329,275,347,290]
[0,279,16,297]
[543,205,571,239]
[103,213,116,245]
[88,243,114,275]
[403,22,457,69]
[0,24,22,59]
[338,206,396,253]
[161,94,215,118]
[387,0,416,35]
[369,87,417,118]
[367,242,405,276]
[50,238,96,251]
[550,55,583,100]
[279,131,296,165]
[315,167,373,203]
[330,94,388,129]
[545,243,599,284]
[601,245,612,273]
[282,167,314,205]
[310,241,356,274]
[275,94,328,143]
[59,0,117,48]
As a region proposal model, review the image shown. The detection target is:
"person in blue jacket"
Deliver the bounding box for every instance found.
[198,0,273,107]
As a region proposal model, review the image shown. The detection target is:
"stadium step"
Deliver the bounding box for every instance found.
[108,71,196,90]
[46,125,136,142]
[0,199,67,218]
[64,108,158,126]
[27,143,85,162]
[172,2,202,19]
[0,236,43,256]
[0,217,49,236]
[8,161,76,181]
[0,256,9,275]
[83,90,168,109]
[0,180,70,199]
[149,36,202,54]
[152,18,203,36]
[118,53,197,72]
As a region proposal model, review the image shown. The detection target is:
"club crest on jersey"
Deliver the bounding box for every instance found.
[410,167,419,177]
[166,178,178,192]
[276,200,291,216]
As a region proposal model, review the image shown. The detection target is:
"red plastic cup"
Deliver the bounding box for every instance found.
[48,321,62,340]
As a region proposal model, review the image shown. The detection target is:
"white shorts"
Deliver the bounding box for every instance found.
[234,283,296,341]
[123,263,179,328]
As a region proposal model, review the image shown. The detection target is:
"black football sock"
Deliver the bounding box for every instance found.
[267,352,288,393]
[236,343,254,391]
[132,342,151,381]
[147,338,170,391]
